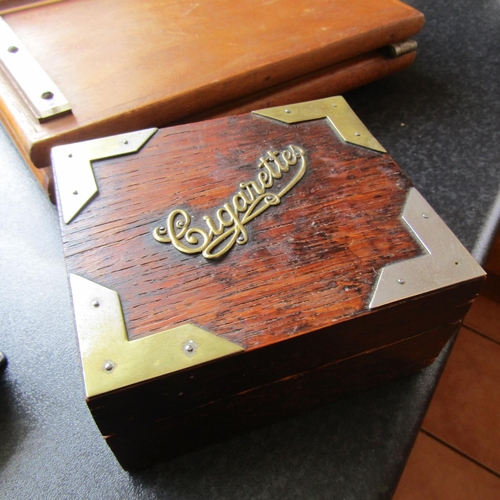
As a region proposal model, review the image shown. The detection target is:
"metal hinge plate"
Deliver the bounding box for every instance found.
[0,16,71,121]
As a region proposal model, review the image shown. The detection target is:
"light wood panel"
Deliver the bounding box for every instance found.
[0,0,424,166]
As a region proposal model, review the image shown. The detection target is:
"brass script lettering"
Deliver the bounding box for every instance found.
[153,145,306,259]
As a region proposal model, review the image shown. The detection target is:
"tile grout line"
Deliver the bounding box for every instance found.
[419,429,500,480]
[462,322,500,347]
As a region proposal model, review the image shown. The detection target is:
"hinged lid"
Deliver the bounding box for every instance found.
[52,96,484,398]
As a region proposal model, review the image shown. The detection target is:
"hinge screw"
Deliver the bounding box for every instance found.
[92,300,100,307]
[397,278,405,285]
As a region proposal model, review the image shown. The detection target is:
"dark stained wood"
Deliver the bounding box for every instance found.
[89,284,479,437]
[54,110,484,470]
[0,0,424,167]
[105,322,459,470]
[61,115,420,350]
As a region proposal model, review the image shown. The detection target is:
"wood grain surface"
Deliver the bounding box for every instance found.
[173,50,417,125]
[0,0,63,15]
[0,0,424,166]
[60,114,420,350]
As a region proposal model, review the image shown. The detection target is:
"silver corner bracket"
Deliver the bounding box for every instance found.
[52,128,157,224]
[369,188,485,309]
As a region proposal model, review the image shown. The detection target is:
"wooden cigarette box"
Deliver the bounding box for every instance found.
[0,0,424,176]
[52,97,484,470]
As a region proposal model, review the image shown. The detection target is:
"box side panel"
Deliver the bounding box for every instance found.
[88,277,483,436]
[104,322,457,470]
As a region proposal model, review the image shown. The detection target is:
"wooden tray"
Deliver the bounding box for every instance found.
[0,0,424,171]
[51,96,484,470]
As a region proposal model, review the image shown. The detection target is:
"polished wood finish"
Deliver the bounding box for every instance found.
[0,0,63,15]
[55,112,482,469]
[62,116,420,347]
[0,0,424,167]
[181,49,416,124]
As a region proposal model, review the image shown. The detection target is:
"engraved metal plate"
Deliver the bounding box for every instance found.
[70,274,244,397]
[152,144,307,259]
[369,188,485,308]
[0,16,71,121]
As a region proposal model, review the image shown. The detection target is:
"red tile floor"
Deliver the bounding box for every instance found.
[393,294,500,499]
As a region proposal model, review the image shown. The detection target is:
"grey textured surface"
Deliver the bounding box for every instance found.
[347,0,500,254]
[1,0,499,498]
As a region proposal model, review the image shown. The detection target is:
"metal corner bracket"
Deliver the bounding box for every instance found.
[369,188,485,308]
[0,16,71,121]
[69,274,244,398]
[52,128,157,224]
[252,96,386,153]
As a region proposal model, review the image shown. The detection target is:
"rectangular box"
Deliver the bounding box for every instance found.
[52,97,484,470]
[0,0,424,171]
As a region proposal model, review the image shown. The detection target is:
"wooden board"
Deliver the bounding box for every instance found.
[0,0,424,167]
[52,98,484,469]
[0,0,63,15]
